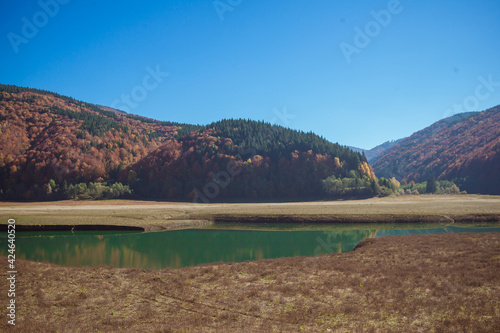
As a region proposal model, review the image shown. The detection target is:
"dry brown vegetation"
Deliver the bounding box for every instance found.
[1,195,500,231]
[1,232,499,332]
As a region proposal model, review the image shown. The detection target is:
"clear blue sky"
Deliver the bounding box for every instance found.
[1,0,500,149]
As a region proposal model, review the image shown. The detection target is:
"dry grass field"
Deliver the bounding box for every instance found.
[1,232,499,332]
[1,195,499,231]
[1,195,499,331]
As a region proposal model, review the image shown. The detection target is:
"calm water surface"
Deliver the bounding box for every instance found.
[1,223,499,269]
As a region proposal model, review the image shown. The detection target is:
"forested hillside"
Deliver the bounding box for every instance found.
[0,84,198,200]
[126,119,376,200]
[0,85,377,201]
[371,107,500,194]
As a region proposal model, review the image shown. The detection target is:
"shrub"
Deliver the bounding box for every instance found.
[401,180,462,195]
[64,182,131,200]
[426,176,437,193]
[379,186,393,197]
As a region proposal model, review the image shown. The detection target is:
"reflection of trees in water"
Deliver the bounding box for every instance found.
[5,226,499,269]
[15,235,149,268]
[314,229,376,255]
[7,229,374,269]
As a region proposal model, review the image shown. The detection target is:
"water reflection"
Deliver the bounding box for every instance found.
[1,224,499,269]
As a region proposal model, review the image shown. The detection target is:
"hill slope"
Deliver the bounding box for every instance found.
[0,85,374,201]
[371,107,499,194]
[349,138,404,162]
[0,84,198,199]
[125,118,374,200]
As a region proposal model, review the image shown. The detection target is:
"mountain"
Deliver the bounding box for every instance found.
[0,84,374,201]
[349,138,404,162]
[371,108,499,194]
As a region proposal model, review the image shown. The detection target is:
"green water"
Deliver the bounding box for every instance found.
[1,223,499,269]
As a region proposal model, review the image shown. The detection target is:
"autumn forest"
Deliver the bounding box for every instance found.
[0,84,497,201]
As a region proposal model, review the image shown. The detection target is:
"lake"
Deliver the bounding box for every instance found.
[2,223,499,269]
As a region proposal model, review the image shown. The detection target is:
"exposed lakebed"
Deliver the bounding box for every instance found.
[2,223,499,269]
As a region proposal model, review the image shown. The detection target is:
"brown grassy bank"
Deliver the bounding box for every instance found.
[0,195,499,231]
[1,232,499,332]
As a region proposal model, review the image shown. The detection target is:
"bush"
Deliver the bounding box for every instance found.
[64,182,131,200]
[379,186,393,197]
[321,175,376,197]
[401,180,462,195]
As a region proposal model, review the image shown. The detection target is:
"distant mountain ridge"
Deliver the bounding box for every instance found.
[371,108,499,194]
[349,138,404,162]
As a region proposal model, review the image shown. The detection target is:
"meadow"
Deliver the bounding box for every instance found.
[1,232,499,332]
[1,195,499,332]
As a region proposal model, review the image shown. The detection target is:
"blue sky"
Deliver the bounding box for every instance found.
[1,0,500,149]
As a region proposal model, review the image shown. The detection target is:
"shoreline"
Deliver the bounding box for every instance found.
[1,195,499,231]
[210,212,499,224]
[1,213,499,232]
